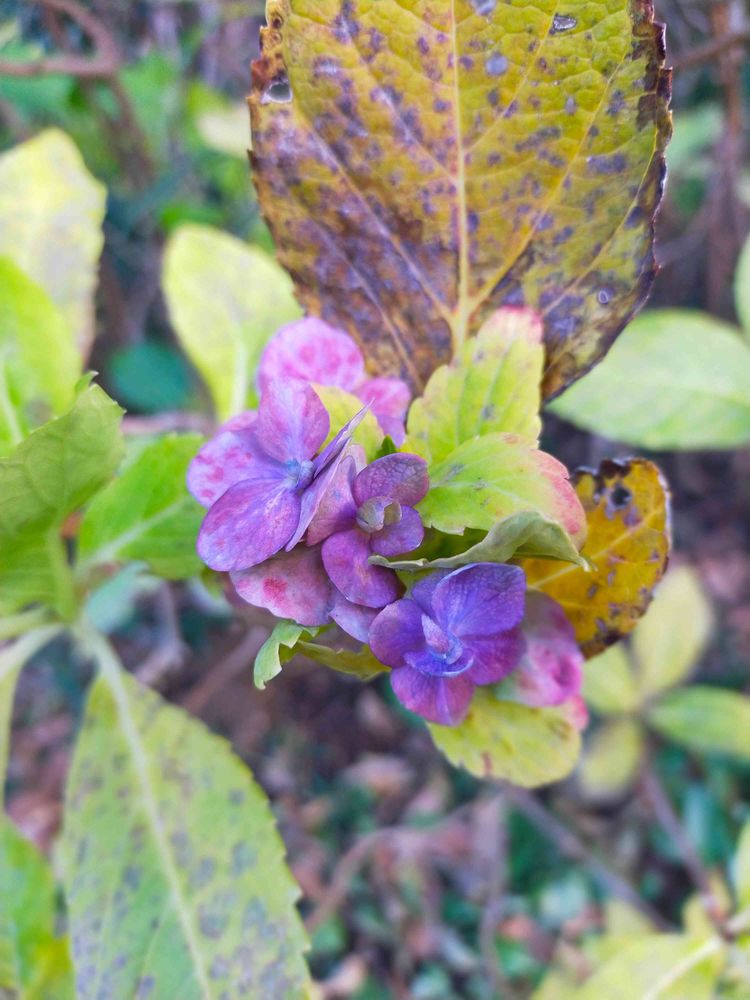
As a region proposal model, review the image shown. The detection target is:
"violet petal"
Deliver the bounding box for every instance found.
[371,505,424,557]
[403,645,473,679]
[463,625,526,685]
[410,570,450,615]
[197,477,299,572]
[307,450,362,546]
[390,666,475,726]
[187,413,280,508]
[329,591,379,642]
[353,453,429,507]
[500,593,583,707]
[230,544,332,626]
[433,564,526,639]
[286,444,360,552]
[258,318,365,396]
[322,528,401,609]
[256,379,329,463]
[368,599,425,668]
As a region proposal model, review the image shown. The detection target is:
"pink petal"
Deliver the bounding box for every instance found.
[353,453,429,506]
[562,695,589,732]
[197,478,299,572]
[500,593,583,707]
[329,591,379,642]
[307,450,360,546]
[356,377,411,445]
[231,545,333,627]
[187,412,274,508]
[322,528,401,609]
[391,666,474,725]
[368,599,425,668]
[256,379,329,463]
[371,506,424,557]
[433,564,526,639]
[258,318,365,395]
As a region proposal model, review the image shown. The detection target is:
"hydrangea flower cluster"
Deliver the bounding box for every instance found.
[189,319,585,728]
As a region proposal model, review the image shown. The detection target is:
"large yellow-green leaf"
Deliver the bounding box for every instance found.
[0,819,74,1000]
[430,689,581,787]
[647,688,750,762]
[526,458,671,657]
[631,566,713,699]
[62,639,310,999]
[549,311,750,449]
[0,130,106,354]
[578,717,644,800]
[582,643,641,715]
[0,259,80,456]
[406,307,544,462]
[250,0,671,395]
[163,224,302,420]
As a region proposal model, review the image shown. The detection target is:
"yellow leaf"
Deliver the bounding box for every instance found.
[250,0,671,396]
[526,458,671,657]
[578,717,644,800]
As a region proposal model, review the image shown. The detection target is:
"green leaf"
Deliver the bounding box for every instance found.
[296,640,388,681]
[0,129,106,353]
[375,510,586,572]
[430,689,581,788]
[0,819,74,1000]
[576,934,723,1000]
[418,434,585,541]
[578,718,644,801]
[0,259,80,455]
[255,620,319,690]
[250,0,670,398]
[314,385,383,461]
[549,311,750,449]
[0,384,124,543]
[78,434,204,580]
[647,688,750,762]
[405,308,544,463]
[582,644,641,716]
[0,533,73,619]
[631,567,713,699]
[163,224,302,420]
[735,819,750,911]
[736,233,750,336]
[62,638,310,999]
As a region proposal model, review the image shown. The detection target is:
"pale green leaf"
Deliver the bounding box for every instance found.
[0,129,106,353]
[314,385,383,461]
[430,689,581,788]
[255,621,319,690]
[78,434,204,580]
[163,224,302,420]
[375,510,586,572]
[647,688,750,762]
[62,639,310,999]
[0,532,73,619]
[0,819,74,1000]
[577,934,724,1000]
[734,819,750,911]
[632,567,713,699]
[578,718,644,800]
[296,640,388,681]
[0,259,80,455]
[583,644,641,716]
[736,233,750,336]
[418,434,585,541]
[406,308,544,464]
[195,101,251,158]
[549,311,750,449]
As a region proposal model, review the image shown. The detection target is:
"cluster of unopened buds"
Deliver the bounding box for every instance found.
[189,319,586,728]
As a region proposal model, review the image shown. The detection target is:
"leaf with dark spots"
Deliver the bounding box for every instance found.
[62,638,310,1000]
[524,458,671,657]
[250,0,671,396]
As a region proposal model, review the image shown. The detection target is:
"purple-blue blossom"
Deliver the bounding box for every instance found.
[369,564,527,725]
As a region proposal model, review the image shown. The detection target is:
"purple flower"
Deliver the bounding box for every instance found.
[497,592,584,709]
[369,564,527,726]
[308,452,429,609]
[258,318,411,444]
[187,379,362,573]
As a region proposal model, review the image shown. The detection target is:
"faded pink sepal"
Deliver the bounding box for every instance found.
[497,592,583,708]
[231,545,332,627]
[357,377,411,445]
[187,412,264,508]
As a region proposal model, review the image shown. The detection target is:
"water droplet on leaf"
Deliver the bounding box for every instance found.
[551,14,578,33]
[597,287,613,305]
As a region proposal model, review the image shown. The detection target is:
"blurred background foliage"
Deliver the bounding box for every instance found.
[1,1,749,997]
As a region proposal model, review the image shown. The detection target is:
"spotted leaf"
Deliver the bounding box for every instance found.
[525,458,670,657]
[250,0,671,396]
[62,640,310,1000]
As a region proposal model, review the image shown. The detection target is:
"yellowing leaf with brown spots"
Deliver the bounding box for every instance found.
[525,459,670,657]
[62,640,310,1000]
[250,0,671,396]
